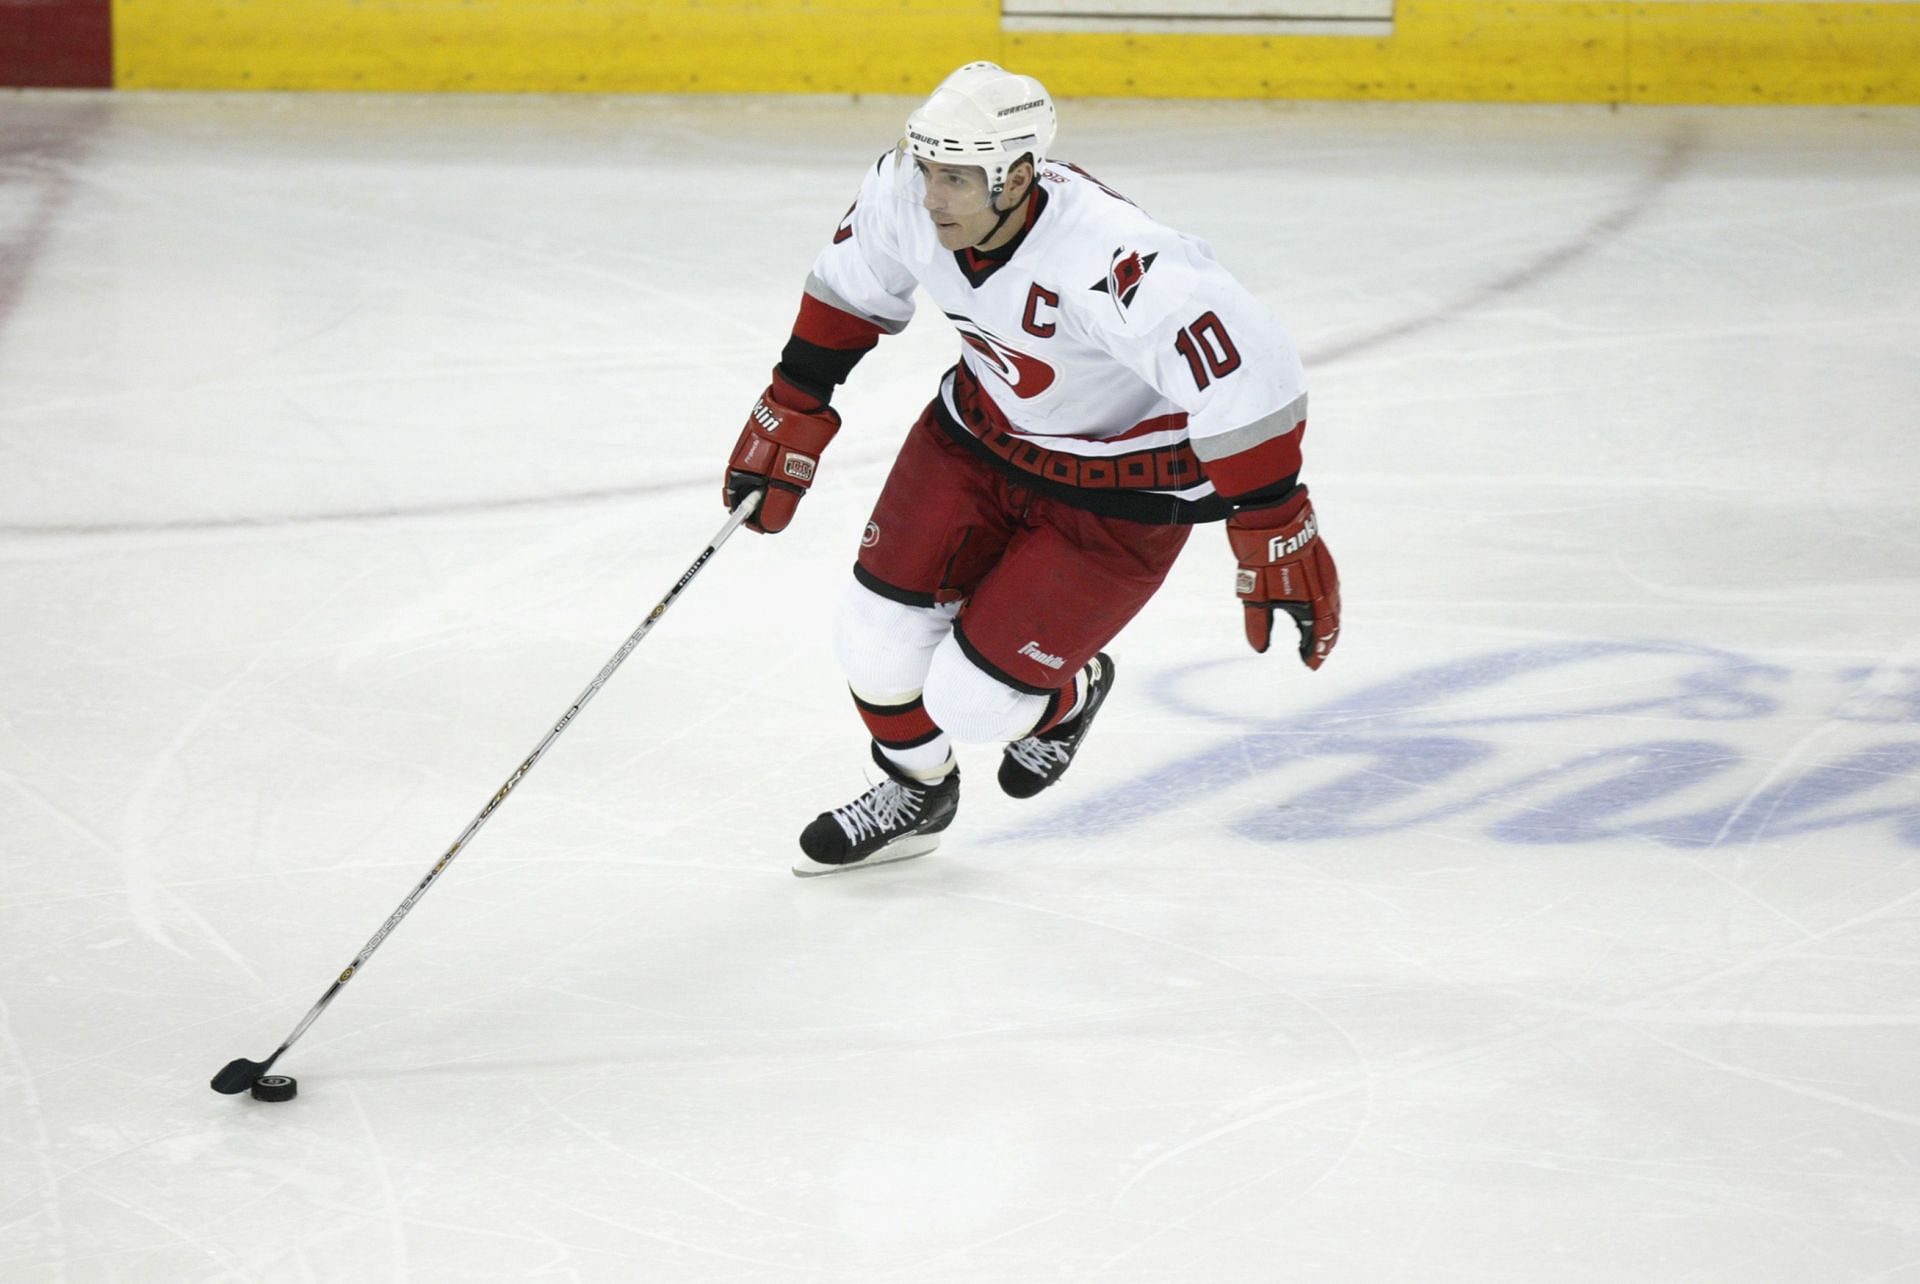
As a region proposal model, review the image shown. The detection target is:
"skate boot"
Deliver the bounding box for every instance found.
[998,652,1116,799]
[795,743,960,876]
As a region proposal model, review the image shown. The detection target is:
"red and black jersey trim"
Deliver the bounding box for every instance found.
[781,291,887,395]
[781,335,868,392]
[951,187,1049,288]
[1218,474,1302,513]
[934,365,1230,526]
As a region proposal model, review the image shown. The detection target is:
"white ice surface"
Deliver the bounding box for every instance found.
[2,92,1918,1283]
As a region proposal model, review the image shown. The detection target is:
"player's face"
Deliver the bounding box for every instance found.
[914,160,1001,250]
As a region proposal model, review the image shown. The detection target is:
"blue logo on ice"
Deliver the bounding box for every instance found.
[995,640,1920,849]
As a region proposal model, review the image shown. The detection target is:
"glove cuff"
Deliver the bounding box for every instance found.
[1227,483,1310,530]
[768,366,831,415]
[1227,486,1317,566]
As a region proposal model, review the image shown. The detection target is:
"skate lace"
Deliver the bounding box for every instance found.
[832,779,923,842]
[1006,734,1073,775]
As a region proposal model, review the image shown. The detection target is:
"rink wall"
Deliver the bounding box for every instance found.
[5,0,1917,103]
[0,0,111,88]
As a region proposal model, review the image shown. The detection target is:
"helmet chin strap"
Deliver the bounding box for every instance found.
[971,185,1025,249]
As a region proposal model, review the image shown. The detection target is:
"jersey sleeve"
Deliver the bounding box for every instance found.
[1080,235,1309,507]
[779,155,921,401]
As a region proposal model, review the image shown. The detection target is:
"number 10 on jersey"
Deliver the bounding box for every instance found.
[1175,312,1242,391]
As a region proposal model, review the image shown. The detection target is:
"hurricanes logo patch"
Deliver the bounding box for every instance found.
[1091,247,1158,314]
[945,312,1058,399]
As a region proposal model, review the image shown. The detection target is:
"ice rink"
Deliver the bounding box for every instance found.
[3,90,1918,1281]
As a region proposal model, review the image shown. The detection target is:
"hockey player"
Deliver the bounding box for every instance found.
[724,62,1341,875]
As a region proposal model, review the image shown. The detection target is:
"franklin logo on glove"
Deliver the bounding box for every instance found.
[1267,510,1317,562]
[1227,486,1341,669]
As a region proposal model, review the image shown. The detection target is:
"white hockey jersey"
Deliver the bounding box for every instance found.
[784,154,1310,524]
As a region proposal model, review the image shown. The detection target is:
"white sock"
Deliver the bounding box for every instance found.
[879,740,955,782]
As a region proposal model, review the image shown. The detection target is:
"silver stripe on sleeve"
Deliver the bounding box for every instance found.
[1188,392,1309,462]
[804,272,911,336]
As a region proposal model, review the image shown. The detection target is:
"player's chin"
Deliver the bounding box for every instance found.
[931,220,967,248]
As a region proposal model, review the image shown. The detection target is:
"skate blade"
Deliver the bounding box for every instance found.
[791,833,940,878]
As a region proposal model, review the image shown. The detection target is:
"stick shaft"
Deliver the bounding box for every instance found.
[263,492,762,1065]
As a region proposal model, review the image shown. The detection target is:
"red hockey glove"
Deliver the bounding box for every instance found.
[1225,485,1341,668]
[724,371,841,534]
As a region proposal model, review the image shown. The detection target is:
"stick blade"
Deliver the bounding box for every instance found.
[211,1058,271,1095]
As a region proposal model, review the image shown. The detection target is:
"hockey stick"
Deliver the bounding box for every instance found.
[210,489,764,1096]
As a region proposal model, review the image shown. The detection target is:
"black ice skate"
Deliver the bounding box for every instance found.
[794,743,960,877]
[998,652,1115,799]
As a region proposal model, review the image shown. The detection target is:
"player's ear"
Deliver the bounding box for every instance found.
[1003,157,1036,204]
[990,157,1036,210]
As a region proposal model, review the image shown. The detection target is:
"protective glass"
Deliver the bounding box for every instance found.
[891,146,996,220]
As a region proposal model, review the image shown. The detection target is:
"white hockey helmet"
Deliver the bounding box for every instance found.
[903,62,1056,197]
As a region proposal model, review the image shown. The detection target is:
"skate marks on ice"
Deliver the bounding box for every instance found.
[0,114,1703,542]
[1300,124,1699,368]
[996,639,1920,852]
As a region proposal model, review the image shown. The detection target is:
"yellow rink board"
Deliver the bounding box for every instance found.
[113,0,1920,104]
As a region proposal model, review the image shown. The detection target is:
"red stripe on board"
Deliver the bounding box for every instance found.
[0,0,113,88]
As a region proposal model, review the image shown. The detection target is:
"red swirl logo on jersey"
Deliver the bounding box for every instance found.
[946,312,1057,399]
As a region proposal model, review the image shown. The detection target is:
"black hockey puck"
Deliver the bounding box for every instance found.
[250,1074,298,1102]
